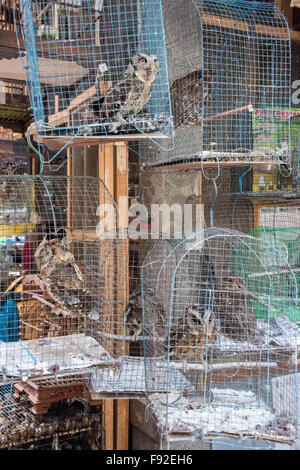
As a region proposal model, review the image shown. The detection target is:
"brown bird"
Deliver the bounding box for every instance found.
[0,164,25,201]
[169,305,218,362]
[125,289,143,336]
[216,275,257,342]
[34,236,96,319]
[94,52,160,133]
[170,69,214,128]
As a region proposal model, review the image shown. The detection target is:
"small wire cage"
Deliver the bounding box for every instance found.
[139,0,292,167]
[0,175,126,391]
[16,0,172,144]
[141,227,299,446]
[0,390,103,449]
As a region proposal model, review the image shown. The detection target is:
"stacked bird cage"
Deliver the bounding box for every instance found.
[0,175,127,407]
[137,0,291,169]
[141,227,299,447]
[16,0,172,147]
[0,390,103,449]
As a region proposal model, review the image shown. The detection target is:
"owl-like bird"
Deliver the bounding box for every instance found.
[170,69,213,128]
[216,275,257,342]
[94,52,159,133]
[169,305,217,362]
[126,289,143,337]
[34,236,96,319]
[0,164,25,201]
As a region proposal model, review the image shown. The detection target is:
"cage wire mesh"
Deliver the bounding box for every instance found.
[16,0,173,145]
[136,0,292,168]
[0,388,103,449]
[141,227,299,446]
[0,175,129,401]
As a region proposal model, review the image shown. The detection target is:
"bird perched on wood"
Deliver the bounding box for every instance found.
[34,236,96,319]
[93,52,160,133]
[216,275,257,342]
[170,69,213,128]
[169,305,217,362]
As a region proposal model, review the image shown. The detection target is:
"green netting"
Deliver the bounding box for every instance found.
[233,226,300,321]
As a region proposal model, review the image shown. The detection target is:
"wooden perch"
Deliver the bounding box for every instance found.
[31,293,71,317]
[156,360,278,372]
[246,291,277,313]
[194,104,253,127]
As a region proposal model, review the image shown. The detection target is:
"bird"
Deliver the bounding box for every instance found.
[170,69,214,128]
[125,289,143,337]
[0,163,25,201]
[93,52,160,133]
[168,305,218,362]
[215,275,257,342]
[34,236,96,319]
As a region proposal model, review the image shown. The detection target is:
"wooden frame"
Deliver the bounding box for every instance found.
[253,198,300,228]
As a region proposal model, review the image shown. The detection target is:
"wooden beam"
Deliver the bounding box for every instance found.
[103,399,114,450]
[114,143,129,451]
[201,12,289,39]
[98,143,117,450]
[155,160,287,171]
[34,133,169,151]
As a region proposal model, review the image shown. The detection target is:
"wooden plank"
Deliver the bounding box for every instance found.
[70,83,111,108]
[98,143,116,450]
[103,399,114,450]
[114,143,129,451]
[155,161,287,171]
[33,132,169,150]
[201,12,289,38]
[290,30,300,41]
[253,198,300,228]
[116,399,129,450]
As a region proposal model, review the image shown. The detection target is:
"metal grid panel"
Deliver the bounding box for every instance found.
[141,227,298,444]
[17,0,172,140]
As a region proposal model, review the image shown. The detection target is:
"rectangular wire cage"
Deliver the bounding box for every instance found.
[139,0,292,167]
[17,0,173,142]
[0,175,126,394]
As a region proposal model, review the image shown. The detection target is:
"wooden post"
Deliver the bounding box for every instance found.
[98,143,116,450]
[98,142,129,450]
[66,142,129,450]
[114,143,129,451]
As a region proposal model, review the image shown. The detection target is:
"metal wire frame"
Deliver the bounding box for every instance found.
[0,388,103,449]
[0,175,127,391]
[15,0,173,143]
[141,227,299,446]
[136,0,292,167]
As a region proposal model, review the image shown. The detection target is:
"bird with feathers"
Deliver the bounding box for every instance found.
[216,275,257,342]
[0,164,25,201]
[169,305,218,362]
[92,52,160,133]
[34,236,96,320]
[170,69,213,128]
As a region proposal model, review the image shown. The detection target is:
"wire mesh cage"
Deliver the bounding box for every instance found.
[17,0,172,145]
[141,227,299,446]
[0,175,127,399]
[0,389,103,449]
[138,0,291,168]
